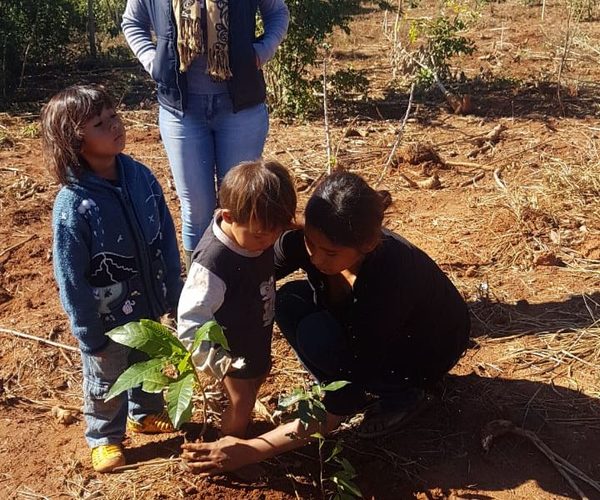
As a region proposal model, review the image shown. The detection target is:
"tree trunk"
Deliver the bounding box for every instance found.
[87,0,97,59]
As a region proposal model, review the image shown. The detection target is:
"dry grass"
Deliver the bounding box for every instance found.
[58,456,189,500]
[500,323,600,377]
[1,4,600,498]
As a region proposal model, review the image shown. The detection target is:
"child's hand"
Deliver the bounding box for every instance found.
[181,436,258,475]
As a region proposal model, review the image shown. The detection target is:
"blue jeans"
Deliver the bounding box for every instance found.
[159,94,269,251]
[81,339,165,448]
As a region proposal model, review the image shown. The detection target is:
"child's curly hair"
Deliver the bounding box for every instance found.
[41,85,114,185]
[219,159,297,231]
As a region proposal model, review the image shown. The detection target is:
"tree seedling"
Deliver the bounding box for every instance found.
[278,381,363,499]
[104,319,228,429]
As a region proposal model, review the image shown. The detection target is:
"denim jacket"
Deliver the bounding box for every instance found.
[52,154,183,353]
[122,0,289,114]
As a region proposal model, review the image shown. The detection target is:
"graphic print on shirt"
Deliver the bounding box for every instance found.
[260,276,275,326]
[78,176,162,321]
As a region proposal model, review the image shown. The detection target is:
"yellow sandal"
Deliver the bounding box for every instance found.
[91,444,125,473]
[127,411,175,434]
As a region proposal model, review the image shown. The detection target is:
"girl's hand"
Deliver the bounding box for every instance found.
[181,436,258,475]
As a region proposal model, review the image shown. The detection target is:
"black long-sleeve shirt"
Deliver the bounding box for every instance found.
[274,229,470,386]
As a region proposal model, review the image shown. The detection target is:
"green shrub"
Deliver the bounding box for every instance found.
[408,13,475,86]
[106,319,230,429]
[264,0,362,117]
[0,0,79,96]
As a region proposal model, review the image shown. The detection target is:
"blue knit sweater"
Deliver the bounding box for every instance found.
[52,154,183,353]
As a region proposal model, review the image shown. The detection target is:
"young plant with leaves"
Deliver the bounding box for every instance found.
[104,319,228,429]
[263,0,363,117]
[388,0,476,112]
[278,381,363,500]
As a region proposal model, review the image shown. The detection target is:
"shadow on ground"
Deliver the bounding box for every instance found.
[334,79,600,123]
[140,373,599,499]
[468,291,600,339]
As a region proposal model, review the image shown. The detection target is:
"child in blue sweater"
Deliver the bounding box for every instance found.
[42,85,183,473]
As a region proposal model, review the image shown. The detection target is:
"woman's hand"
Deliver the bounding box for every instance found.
[181,436,259,475]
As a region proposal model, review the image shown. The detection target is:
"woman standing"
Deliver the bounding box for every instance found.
[122,0,289,268]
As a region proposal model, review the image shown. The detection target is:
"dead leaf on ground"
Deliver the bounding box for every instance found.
[51,405,78,425]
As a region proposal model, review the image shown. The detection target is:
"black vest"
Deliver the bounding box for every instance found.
[149,0,266,115]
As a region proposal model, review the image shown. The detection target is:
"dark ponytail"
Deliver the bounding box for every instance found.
[305,171,392,248]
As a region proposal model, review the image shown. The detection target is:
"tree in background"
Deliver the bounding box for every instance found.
[264,0,364,117]
[0,0,78,97]
[0,0,126,97]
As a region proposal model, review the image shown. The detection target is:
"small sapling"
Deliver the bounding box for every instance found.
[104,319,228,429]
[278,381,363,499]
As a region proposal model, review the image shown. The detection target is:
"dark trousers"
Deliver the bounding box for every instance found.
[275,280,421,416]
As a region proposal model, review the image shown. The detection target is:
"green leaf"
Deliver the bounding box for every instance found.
[192,320,229,352]
[142,378,168,393]
[321,380,351,392]
[331,473,363,498]
[141,366,172,393]
[337,457,357,475]
[177,352,193,376]
[107,320,185,358]
[277,388,306,410]
[326,441,343,463]
[105,358,166,401]
[166,372,195,429]
[311,400,328,424]
[297,399,313,428]
[311,384,323,398]
[140,319,187,354]
[106,322,146,348]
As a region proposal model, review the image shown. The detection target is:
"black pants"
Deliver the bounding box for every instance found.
[275,280,430,416]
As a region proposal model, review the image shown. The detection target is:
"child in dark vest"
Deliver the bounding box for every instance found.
[177,159,297,438]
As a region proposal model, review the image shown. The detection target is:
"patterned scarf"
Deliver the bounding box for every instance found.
[172,0,232,80]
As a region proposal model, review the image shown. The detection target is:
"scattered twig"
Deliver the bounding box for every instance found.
[333,115,360,166]
[445,160,491,170]
[482,419,600,499]
[121,116,159,129]
[305,170,326,195]
[15,487,50,500]
[556,7,575,116]
[376,82,416,187]
[493,168,507,190]
[3,391,81,413]
[467,124,507,158]
[0,327,78,352]
[322,48,333,174]
[459,171,485,187]
[58,347,75,367]
[0,234,36,258]
[112,457,182,473]
[411,56,471,114]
